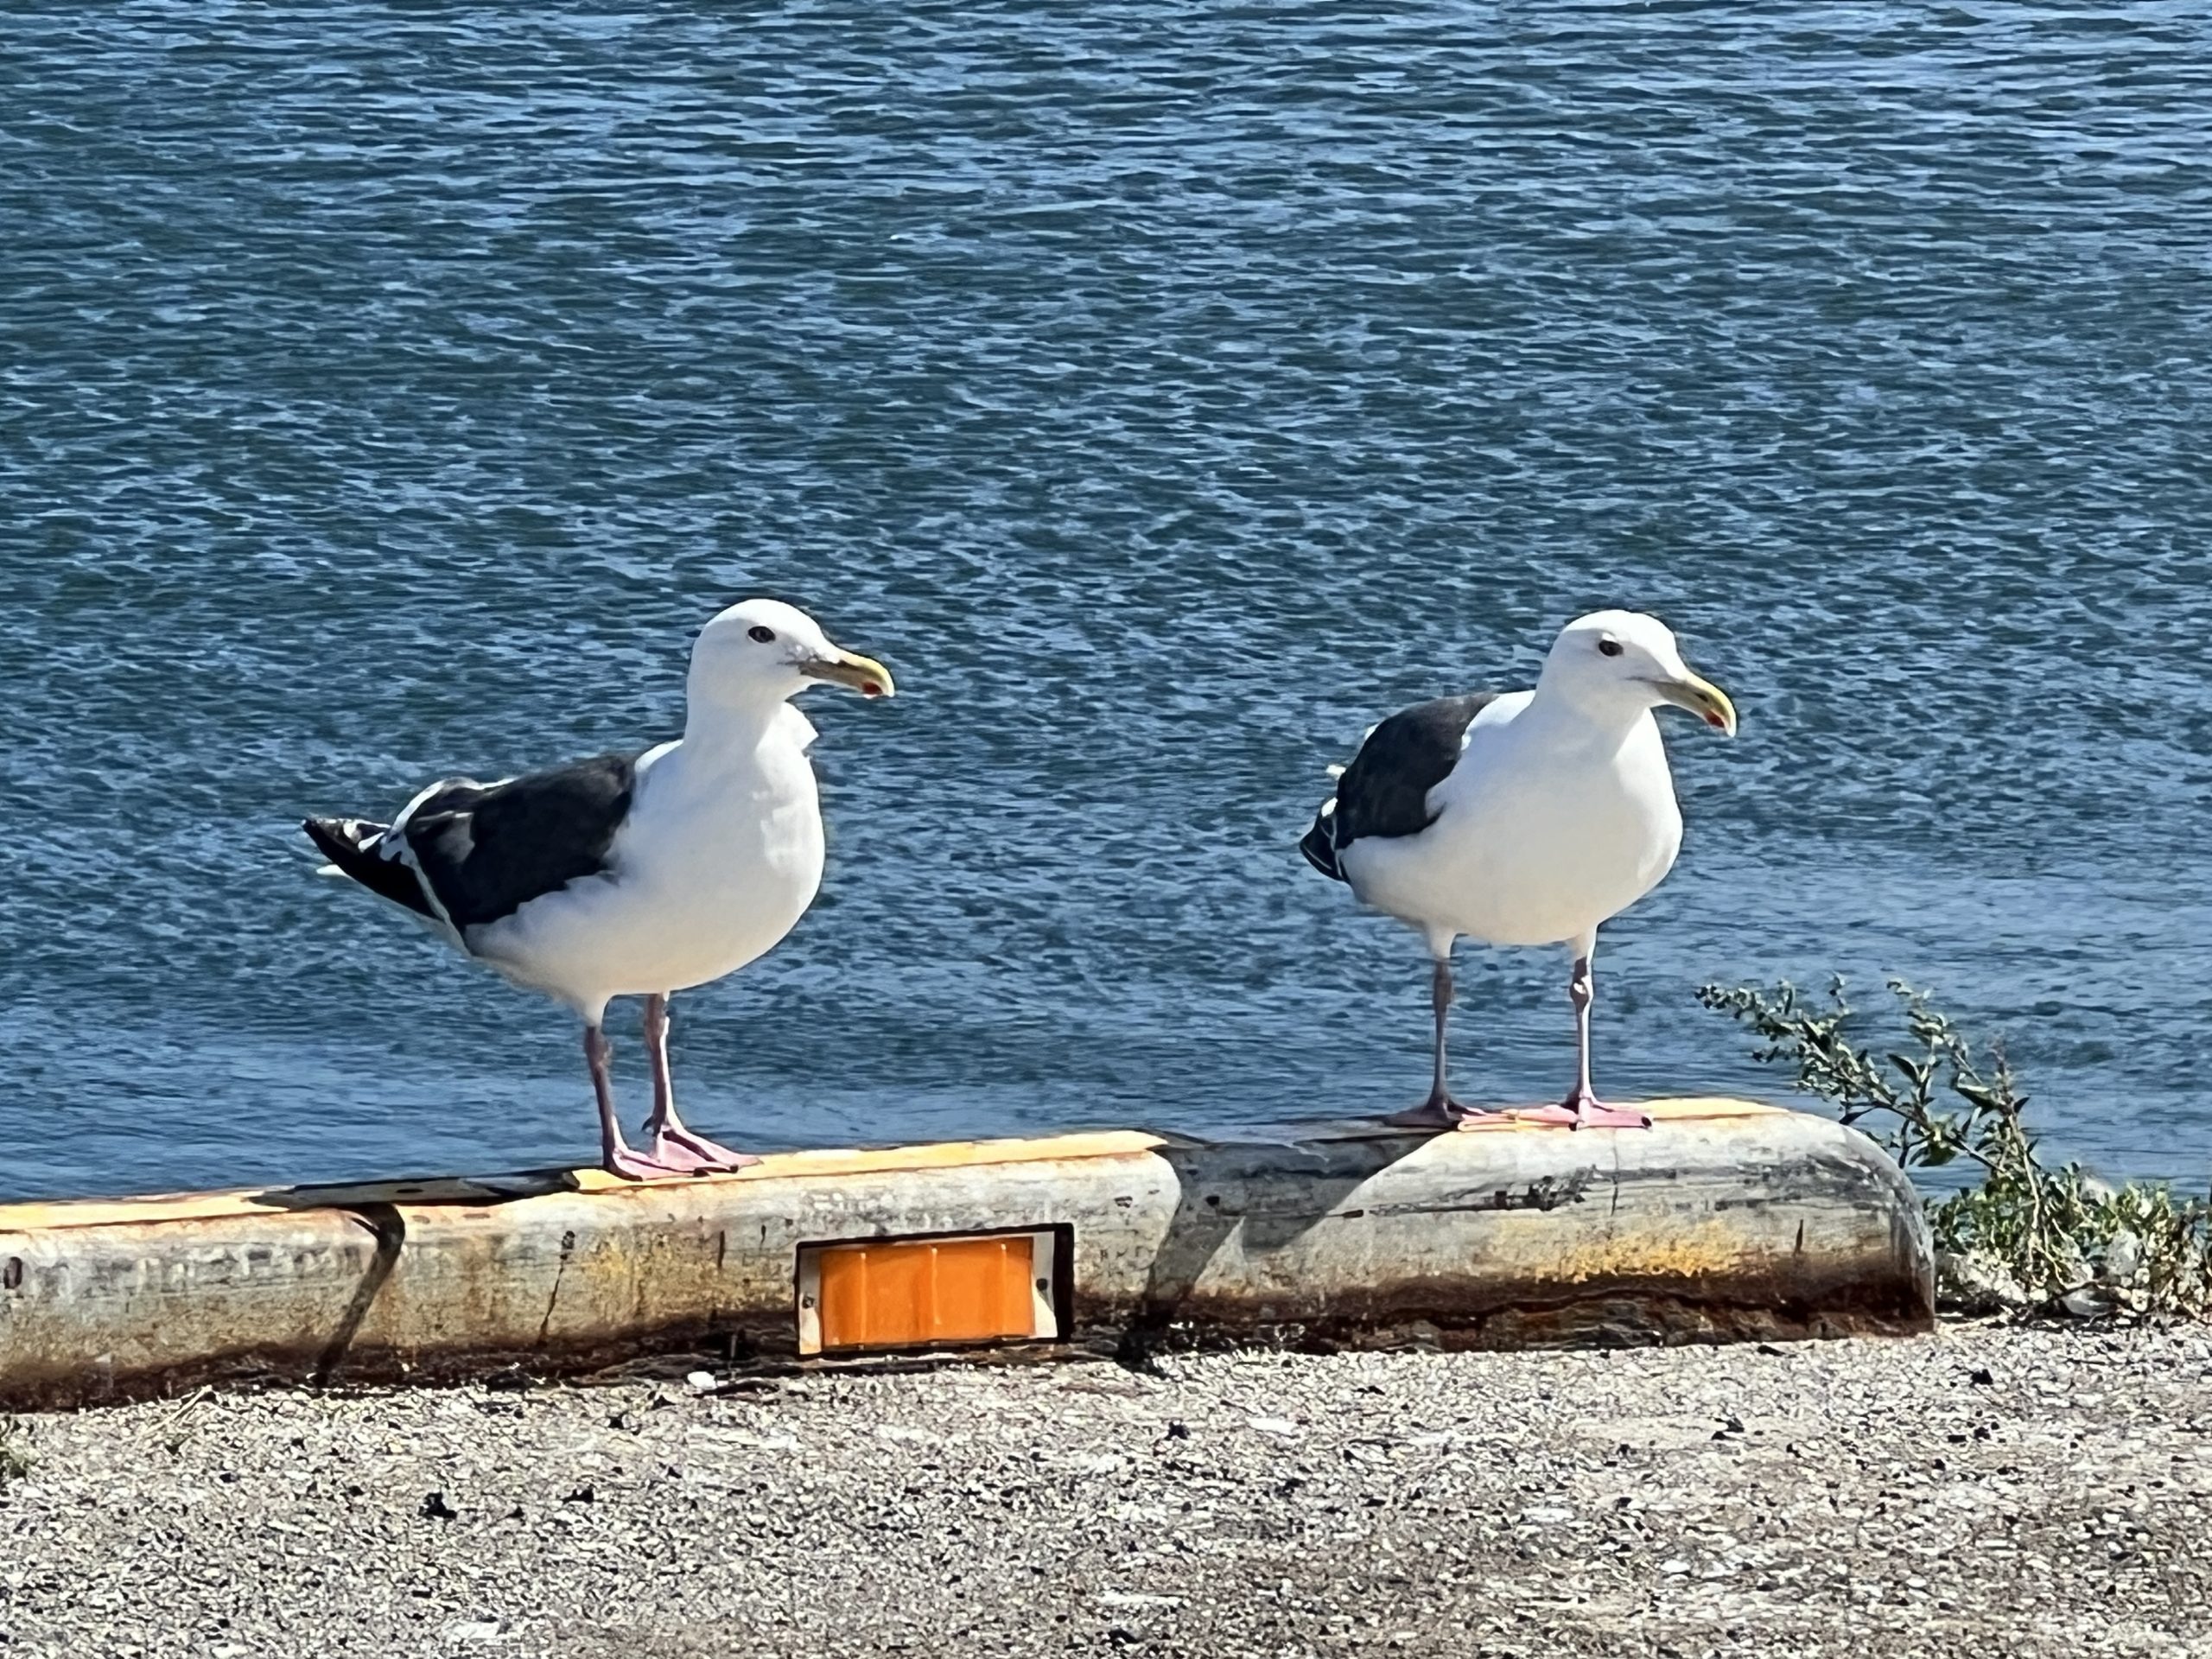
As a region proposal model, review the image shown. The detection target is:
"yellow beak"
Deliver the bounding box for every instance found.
[1649,670,1738,736]
[798,646,896,699]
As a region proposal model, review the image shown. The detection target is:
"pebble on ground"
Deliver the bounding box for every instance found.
[1,1325,2205,1657]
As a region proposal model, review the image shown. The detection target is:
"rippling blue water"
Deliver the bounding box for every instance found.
[4,3,2209,1200]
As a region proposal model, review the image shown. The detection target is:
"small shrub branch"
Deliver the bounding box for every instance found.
[1700,976,2212,1319]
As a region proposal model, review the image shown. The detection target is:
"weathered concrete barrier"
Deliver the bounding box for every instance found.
[0,1098,1930,1409]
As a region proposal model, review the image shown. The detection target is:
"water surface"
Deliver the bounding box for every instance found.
[4,3,2209,1198]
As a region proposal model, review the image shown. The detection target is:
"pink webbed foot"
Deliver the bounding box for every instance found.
[1512,1095,1654,1131]
[1385,1095,1517,1130]
[649,1127,762,1174]
[602,1145,697,1181]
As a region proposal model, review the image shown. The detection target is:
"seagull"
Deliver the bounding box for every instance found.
[1300,610,1736,1130]
[304,599,894,1180]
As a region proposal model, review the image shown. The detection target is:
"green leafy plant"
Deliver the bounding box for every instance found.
[0,1419,29,1489]
[1700,976,2212,1319]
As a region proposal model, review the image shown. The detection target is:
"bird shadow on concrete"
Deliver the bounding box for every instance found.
[244,1168,582,1212]
[241,1170,584,1387]
[1119,1116,1439,1369]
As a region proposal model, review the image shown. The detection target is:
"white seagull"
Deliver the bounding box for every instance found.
[1300,610,1736,1130]
[305,599,894,1180]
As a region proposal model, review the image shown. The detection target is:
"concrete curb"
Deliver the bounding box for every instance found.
[0,1098,1932,1409]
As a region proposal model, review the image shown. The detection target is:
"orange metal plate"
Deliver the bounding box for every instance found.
[810,1234,1043,1352]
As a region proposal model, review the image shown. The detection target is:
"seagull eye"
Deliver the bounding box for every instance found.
[1598,639,1624,658]
[747,626,777,644]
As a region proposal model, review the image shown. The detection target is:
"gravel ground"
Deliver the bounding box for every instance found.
[2,1326,2208,1657]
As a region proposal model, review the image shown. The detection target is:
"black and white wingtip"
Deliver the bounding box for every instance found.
[1298,795,1345,881]
[302,816,439,920]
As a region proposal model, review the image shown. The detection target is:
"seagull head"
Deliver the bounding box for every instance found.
[1541,611,1737,736]
[690,599,896,709]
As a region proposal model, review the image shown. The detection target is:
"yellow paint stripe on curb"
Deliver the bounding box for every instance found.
[569,1128,1167,1193]
[0,1129,1168,1231]
[1445,1095,1789,1134]
[0,1103,1784,1232]
[1642,1096,1785,1120]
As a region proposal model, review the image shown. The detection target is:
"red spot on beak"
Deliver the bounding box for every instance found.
[861,682,884,698]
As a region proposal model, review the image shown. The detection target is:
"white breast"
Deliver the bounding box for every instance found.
[1343,705,1684,949]
[468,706,827,1015]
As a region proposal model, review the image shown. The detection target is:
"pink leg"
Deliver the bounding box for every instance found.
[1511,955,1652,1131]
[586,1025,690,1180]
[641,995,760,1173]
[1383,957,1516,1129]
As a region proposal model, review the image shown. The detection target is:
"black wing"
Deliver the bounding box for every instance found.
[309,750,639,934]
[1300,694,1497,882]
[397,750,641,931]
